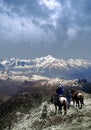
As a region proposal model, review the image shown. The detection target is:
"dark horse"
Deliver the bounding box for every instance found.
[51,95,67,115]
[71,90,84,109]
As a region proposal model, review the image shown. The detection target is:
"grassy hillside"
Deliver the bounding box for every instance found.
[0,80,91,130]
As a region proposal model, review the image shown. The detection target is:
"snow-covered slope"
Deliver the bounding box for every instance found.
[0,55,91,81]
[0,55,91,69]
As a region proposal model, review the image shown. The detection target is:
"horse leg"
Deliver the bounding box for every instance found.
[75,100,77,107]
[80,99,83,109]
[55,105,57,114]
[73,100,75,107]
[77,100,80,109]
[80,97,84,109]
[75,98,79,108]
[81,102,82,109]
[59,105,62,115]
[64,105,67,115]
[78,101,80,109]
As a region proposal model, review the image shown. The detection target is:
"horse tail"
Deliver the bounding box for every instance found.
[63,99,67,114]
[79,94,84,105]
[64,99,67,106]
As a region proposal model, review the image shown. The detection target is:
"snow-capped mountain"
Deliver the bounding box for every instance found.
[0,55,91,81]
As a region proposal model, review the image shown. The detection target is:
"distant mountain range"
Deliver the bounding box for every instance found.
[0,55,91,81]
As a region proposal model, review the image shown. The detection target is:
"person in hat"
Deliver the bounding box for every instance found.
[56,84,64,97]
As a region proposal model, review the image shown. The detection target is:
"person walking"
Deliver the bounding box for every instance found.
[66,90,71,109]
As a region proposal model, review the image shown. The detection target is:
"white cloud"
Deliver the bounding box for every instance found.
[39,0,62,27]
[67,26,78,40]
[66,0,71,9]
[39,0,61,10]
[63,25,81,48]
[0,11,57,47]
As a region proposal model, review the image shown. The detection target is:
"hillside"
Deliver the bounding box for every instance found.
[3,95,91,130]
[0,79,91,130]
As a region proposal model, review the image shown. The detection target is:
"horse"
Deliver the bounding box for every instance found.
[71,90,84,109]
[51,95,68,115]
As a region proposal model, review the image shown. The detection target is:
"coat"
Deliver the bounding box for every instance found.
[56,85,64,96]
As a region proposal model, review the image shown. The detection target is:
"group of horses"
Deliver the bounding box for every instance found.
[51,90,84,115]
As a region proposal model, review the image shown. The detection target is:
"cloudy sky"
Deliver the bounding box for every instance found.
[0,0,91,60]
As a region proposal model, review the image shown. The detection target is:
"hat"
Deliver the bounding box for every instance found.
[59,84,63,87]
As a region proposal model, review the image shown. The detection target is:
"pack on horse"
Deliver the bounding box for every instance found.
[71,90,84,109]
[51,95,67,115]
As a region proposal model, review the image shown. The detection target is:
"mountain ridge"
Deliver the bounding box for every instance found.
[0,55,91,68]
[0,55,91,81]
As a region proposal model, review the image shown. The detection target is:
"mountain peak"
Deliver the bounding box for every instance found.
[45,55,55,59]
[0,56,91,81]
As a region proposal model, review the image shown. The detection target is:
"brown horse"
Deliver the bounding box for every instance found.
[71,90,84,109]
[51,95,67,115]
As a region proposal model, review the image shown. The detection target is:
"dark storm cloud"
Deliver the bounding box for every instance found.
[0,0,60,47]
[2,0,50,20]
[56,0,91,47]
[0,0,91,58]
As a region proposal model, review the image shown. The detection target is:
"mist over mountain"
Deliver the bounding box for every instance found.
[0,55,91,81]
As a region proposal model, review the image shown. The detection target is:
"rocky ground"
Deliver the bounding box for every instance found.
[4,95,91,130]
